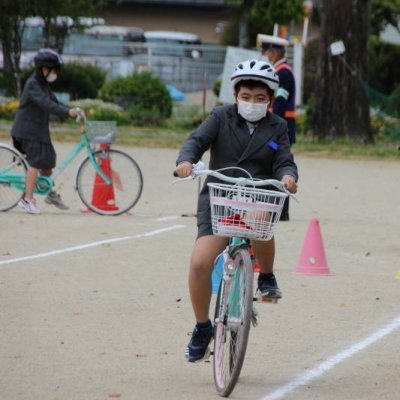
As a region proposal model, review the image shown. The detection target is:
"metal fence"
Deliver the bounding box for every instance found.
[62,40,227,92]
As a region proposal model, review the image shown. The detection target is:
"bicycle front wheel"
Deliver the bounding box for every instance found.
[76,149,143,216]
[0,144,27,211]
[213,248,253,397]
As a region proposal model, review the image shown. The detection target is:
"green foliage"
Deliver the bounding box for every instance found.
[0,96,19,120]
[370,0,400,35]
[0,70,17,97]
[54,63,106,100]
[368,37,400,95]
[213,79,221,97]
[250,0,304,32]
[220,0,304,46]
[166,104,207,130]
[69,99,130,125]
[100,71,173,125]
[21,63,106,100]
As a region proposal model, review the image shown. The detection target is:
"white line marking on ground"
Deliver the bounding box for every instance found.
[259,315,400,400]
[0,225,185,267]
[153,216,181,222]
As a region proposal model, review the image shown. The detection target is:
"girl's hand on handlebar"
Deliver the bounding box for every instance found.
[282,175,297,193]
[174,161,193,178]
[69,107,79,117]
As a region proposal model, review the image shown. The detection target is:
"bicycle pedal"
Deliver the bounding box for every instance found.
[259,297,279,304]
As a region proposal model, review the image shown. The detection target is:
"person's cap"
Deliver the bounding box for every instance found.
[257,34,289,50]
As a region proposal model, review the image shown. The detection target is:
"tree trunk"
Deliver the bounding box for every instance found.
[238,0,253,48]
[312,0,373,143]
[0,19,23,97]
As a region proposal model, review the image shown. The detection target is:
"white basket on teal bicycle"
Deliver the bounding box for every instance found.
[87,121,117,143]
[208,183,287,241]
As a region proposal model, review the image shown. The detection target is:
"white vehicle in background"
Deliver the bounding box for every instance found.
[21,16,106,51]
[144,30,202,59]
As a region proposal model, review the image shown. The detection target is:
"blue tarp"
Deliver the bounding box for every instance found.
[167,84,186,101]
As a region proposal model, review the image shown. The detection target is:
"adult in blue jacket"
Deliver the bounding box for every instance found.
[174,59,298,363]
[11,48,81,214]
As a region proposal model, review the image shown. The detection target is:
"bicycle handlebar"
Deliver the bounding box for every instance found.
[75,108,87,124]
[173,162,289,193]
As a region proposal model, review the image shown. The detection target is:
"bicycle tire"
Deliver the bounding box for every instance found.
[213,248,253,397]
[75,148,143,216]
[0,144,27,212]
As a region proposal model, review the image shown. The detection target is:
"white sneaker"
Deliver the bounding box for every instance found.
[18,198,41,214]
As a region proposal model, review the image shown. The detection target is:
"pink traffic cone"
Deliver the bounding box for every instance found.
[296,218,331,275]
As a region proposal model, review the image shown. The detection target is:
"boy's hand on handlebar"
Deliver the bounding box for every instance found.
[174,161,193,178]
[282,175,297,193]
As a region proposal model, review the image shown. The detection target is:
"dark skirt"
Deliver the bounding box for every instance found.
[12,137,56,169]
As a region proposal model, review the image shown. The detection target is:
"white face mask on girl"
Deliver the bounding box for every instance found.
[46,71,58,83]
[237,101,269,122]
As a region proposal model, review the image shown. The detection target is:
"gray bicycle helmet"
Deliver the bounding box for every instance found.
[231,59,279,96]
[34,48,64,70]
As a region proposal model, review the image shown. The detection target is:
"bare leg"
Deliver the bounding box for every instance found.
[189,235,228,323]
[25,167,39,199]
[251,237,275,274]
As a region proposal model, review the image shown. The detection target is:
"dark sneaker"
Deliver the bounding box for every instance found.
[257,273,282,300]
[45,191,69,210]
[185,322,213,363]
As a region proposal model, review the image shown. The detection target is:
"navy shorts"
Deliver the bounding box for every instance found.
[12,137,56,169]
[197,222,213,239]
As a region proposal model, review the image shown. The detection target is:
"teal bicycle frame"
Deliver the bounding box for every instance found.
[216,236,252,318]
[2,127,111,196]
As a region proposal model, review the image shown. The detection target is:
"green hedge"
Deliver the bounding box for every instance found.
[100,71,172,126]
[21,62,106,100]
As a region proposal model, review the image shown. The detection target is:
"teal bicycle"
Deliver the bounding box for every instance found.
[0,116,143,216]
[177,162,289,397]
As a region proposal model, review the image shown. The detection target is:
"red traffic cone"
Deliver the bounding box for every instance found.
[295,218,331,275]
[248,245,260,272]
[90,145,118,212]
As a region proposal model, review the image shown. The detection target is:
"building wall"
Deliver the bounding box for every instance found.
[100,4,232,43]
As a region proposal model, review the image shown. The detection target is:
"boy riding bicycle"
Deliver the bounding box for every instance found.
[174,59,298,363]
[11,48,81,214]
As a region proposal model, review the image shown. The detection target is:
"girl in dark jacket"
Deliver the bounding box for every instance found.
[11,48,81,214]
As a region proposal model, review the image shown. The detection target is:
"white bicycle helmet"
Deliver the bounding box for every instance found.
[231,59,279,96]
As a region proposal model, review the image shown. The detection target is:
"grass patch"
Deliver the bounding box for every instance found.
[1,120,399,161]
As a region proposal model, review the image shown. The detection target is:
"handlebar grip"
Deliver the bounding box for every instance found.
[173,171,178,177]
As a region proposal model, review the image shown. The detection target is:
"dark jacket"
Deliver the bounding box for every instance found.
[11,72,70,143]
[272,59,296,145]
[177,104,298,226]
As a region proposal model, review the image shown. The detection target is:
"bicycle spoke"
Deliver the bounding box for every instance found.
[76,149,143,216]
[213,249,253,397]
[0,145,27,211]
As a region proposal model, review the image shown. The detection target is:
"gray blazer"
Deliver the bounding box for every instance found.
[11,73,70,143]
[177,104,298,226]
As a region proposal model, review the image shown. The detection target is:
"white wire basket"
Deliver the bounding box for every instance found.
[87,121,117,143]
[208,183,288,241]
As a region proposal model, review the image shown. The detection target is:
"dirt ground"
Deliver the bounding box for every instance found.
[1,141,399,400]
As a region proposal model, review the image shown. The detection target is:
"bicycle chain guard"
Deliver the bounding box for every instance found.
[35,175,52,194]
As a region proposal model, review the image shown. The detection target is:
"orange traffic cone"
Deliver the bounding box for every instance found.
[90,145,118,211]
[295,218,331,275]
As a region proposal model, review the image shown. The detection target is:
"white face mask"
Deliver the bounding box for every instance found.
[46,71,58,83]
[237,101,269,122]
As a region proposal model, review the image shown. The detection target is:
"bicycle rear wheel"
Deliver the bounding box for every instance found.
[0,144,27,211]
[213,248,253,397]
[75,148,143,216]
